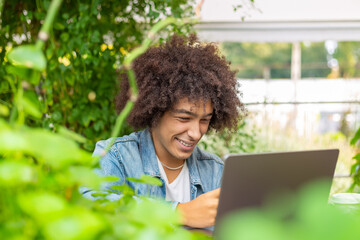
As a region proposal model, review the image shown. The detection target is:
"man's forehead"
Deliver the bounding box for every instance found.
[172,98,213,113]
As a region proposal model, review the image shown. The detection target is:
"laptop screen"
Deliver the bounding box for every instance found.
[215,149,339,227]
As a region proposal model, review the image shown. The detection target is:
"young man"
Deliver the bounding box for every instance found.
[92,34,244,228]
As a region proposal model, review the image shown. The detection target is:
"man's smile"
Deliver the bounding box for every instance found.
[176,137,195,148]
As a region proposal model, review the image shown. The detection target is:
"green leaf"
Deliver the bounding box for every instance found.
[81,113,92,127]
[0,104,9,116]
[351,127,360,146]
[218,210,286,240]
[148,10,160,18]
[90,30,100,43]
[54,22,65,30]
[351,164,360,175]
[5,65,31,80]
[91,192,108,198]
[93,120,104,132]
[127,175,162,186]
[60,33,69,42]
[0,160,37,186]
[52,111,63,122]
[129,199,181,229]
[57,126,87,143]
[20,95,42,119]
[28,69,41,84]
[55,166,102,189]
[69,166,102,188]
[18,192,67,223]
[102,176,120,182]
[46,47,54,59]
[7,45,46,71]
[0,125,92,169]
[110,184,135,196]
[44,208,104,240]
[353,153,360,161]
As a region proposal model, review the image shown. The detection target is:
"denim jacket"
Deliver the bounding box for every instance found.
[90,128,223,208]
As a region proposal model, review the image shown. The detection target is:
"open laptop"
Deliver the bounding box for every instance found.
[214,149,339,233]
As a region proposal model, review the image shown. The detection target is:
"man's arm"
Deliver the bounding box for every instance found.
[177,188,220,228]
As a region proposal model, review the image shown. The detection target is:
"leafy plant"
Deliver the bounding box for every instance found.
[0,0,196,150]
[199,120,256,157]
[349,126,360,191]
[0,0,211,239]
[217,180,360,240]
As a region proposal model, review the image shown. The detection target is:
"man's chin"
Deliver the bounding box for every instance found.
[176,153,192,160]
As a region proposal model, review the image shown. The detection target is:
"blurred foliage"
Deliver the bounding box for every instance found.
[4,1,359,239]
[0,0,195,151]
[0,118,205,239]
[301,42,331,78]
[350,126,360,192]
[0,119,191,239]
[217,180,360,240]
[221,41,360,79]
[220,42,292,79]
[0,0,213,239]
[0,96,207,239]
[199,120,256,158]
[333,42,360,78]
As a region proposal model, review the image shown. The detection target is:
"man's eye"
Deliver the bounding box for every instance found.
[178,117,190,121]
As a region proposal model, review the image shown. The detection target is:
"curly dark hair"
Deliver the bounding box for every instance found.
[115,34,245,132]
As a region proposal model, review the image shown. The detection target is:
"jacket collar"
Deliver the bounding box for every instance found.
[139,129,204,190]
[139,129,161,178]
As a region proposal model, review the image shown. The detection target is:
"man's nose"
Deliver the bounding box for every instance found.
[188,122,202,140]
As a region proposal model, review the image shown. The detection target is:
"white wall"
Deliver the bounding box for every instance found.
[199,0,360,22]
[240,78,360,135]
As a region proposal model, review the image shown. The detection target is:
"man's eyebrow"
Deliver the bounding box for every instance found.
[172,109,213,117]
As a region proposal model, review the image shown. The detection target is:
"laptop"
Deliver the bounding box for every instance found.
[214,149,339,232]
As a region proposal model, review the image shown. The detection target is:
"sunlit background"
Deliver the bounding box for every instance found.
[196,0,360,193]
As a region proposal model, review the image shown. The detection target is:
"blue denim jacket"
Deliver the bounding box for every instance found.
[91,128,223,208]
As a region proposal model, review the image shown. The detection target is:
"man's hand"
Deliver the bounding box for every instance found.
[177,188,220,228]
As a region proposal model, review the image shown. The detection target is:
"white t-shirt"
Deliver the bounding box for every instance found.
[157,158,191,203]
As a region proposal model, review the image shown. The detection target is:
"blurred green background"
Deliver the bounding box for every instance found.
[1,0,360,239]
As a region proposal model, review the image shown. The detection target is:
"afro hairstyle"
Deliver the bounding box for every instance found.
[115,34,245,132]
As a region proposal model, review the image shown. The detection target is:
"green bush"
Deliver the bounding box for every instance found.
[350,126,360,191]
[217,180,360,240]
[4,1,355,239]
[0,0,195,150]
[0,1,210,239]
[199,120,256,157]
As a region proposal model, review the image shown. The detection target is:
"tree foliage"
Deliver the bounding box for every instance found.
[350,126,360,191]
[301,42,330,78]
[221,41,360,79]
[0,1,214,239]
[221,42,292,79]
[333,42,360,78]
[0,0,195,150]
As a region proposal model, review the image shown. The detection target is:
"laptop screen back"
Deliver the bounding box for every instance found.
[215,149,339,226]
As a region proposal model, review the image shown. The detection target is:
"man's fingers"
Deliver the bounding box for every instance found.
[208,188,221,198]
[211,198,219,208]
[213,188,221,197]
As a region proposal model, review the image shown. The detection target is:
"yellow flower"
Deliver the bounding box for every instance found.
[100,44,107,52]
[58,56,71,66]
[120,47,128,55]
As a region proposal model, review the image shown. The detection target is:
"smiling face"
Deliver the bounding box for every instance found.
[151,98,213,166]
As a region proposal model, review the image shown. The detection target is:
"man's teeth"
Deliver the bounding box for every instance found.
[179,139,192,147]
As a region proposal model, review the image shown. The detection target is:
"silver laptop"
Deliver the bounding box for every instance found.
[215,149,339,230]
